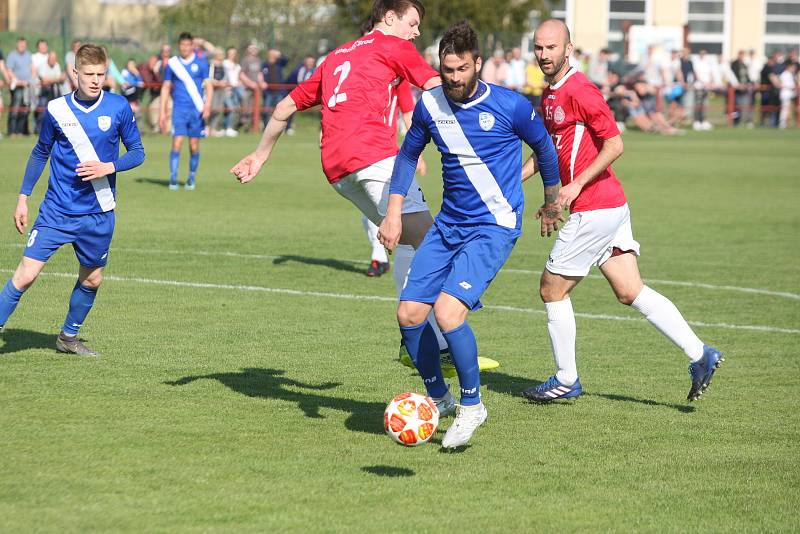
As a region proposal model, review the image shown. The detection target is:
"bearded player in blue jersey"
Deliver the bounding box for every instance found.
[159,32,213,190]
[0,44,145,356]
[379,21,561,448]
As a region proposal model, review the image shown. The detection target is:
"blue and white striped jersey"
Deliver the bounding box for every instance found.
[390,81,560,229]
[21,91,144,215]
[164,54,210,113]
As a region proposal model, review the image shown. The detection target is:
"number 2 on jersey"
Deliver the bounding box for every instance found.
[327,61,351,108]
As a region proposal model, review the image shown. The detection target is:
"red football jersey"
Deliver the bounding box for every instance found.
[290,30,437,183]
[541,68,627,213]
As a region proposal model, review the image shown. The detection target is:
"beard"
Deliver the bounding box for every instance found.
[539,55,568,78]
[442,72,479,102]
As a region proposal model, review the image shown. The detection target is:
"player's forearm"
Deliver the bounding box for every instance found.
[20,143,50,195]
[384,194,405,219]
[543,183,560,206]
[114,143,145,172]
[574,135,623,187]
[252,96,297,160]
[521,155,538,182]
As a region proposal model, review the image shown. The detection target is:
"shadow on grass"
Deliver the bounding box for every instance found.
[586,392,695,413]
[0,328,56,355]
[134,177,172,188]
[361,465,415,477]
[272,255,366,275]
[164,367,386,435]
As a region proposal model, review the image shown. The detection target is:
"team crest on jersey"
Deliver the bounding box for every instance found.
[554,106,566,124]
[191,63,199,72]
[97,116,112,131]
[478,112,495,131]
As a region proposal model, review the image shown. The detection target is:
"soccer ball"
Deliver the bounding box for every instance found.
[384,392,439,446]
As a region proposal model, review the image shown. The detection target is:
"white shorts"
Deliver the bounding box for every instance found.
[331,156,429,226]
[546,203,641,277]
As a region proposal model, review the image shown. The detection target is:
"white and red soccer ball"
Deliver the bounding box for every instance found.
[384,392,439,446]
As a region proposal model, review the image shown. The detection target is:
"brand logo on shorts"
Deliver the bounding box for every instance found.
[459,281,472,290]
[554,106,565,124]
[478,112,495,131]
[97,116,112,131]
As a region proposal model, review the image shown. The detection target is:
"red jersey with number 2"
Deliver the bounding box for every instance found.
[541,68,627,213]
[289,30,437,183]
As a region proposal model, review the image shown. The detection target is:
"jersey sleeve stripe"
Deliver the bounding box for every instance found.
[47,98,115,212]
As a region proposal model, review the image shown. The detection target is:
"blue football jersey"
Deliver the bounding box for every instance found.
[164,54,210,113]
[391,81,559,229]
[22,91,143,215]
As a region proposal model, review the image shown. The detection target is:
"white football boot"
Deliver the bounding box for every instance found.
[442,402,487,448]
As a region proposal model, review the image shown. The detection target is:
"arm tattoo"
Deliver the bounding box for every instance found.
[543,184,559,205]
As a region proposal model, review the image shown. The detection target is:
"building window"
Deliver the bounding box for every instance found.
[607,0,650,57]
[764,0,800,55]
[686,0,729,56]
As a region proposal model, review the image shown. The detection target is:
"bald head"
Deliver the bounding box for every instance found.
[535,19,571,47]
[533,18,573,83]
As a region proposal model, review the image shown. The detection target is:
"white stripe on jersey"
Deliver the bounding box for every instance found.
[47,98,115,212]
[421,89,517,229]
[569,121,585,183]
[168,56,205,113]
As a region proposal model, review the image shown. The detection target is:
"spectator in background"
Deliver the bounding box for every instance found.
[746,49,763,89]
[523,59,545,109]
[121,58,145,115]
[423,49,437,69]
[261,48,288,127]
[34,51,64,133]
[691,49,714,130]
[30,39,49,133]
[506,47,526,93]
[208,49,228,136]
[605,70,656,133]
[0,48,7,129]
[731,50,754,127]
[239,44,263,132]
[783,49,798,72]
[760,52,781,127]
[588,48,611,90]
[778,61,797,129]
[222,46,243,137]
[631,71,683,135]
[481,49,508,85]
[7,37,32,136]
[138,54,158,129]
[64,39,81,91]
[664,49,687,125]
[283,55,316,135]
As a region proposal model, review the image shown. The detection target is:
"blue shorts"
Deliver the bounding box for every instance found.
[24,204,115,268]
[400,219,521,311]
[172,106,205,138]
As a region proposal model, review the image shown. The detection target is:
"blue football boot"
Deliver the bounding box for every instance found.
[687,345,724,401]
[522,375,583,402]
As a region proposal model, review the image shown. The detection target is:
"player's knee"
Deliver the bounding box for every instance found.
[12,271,38,291]
[396,303,424,327]
[539,283,563,303]
[80,272,103,289]
[615,289,638,306]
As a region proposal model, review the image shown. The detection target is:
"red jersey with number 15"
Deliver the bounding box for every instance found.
[541,68,626,213]
[289,30,437,183]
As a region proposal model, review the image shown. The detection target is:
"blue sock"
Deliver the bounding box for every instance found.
[442,321,481,406]
[169,150,180,185]
[400,322,447,398]
[188,151,200,184]
[62,282,98,335]
[0,279,25,328]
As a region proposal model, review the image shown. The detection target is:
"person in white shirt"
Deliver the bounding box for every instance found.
[691,49,714,130]
[222,46,243,136]
[506,47,526,93]
[30,39,49,133]
[779,62,797,128]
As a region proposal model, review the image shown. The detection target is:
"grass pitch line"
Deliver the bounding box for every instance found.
[3,243,797,302]
[9,268,798,336]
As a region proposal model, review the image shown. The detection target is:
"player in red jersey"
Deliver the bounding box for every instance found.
[230,0,453,357]
[521,19,723,403]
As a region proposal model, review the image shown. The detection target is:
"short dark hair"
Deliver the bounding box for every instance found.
[360,17,375,35]
[371,0,425,24]
[178,32,193,43]
[438,20,480,61]
[16,36,25,42]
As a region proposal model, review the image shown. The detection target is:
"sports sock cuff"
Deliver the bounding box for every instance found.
[545,298,573,321]
[630,285,657,314]
[77,282,98,294]
[3,279,25,298]
[400,322,427,334]
[442,322,469,337]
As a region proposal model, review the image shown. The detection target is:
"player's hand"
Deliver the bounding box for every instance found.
[202,107,211,121]
[158,116,167,134]
[230,153,266,183]
[557,181,583,209]
[534,202,565,237]
[377,214,402,252]
[13,198,28,234]
[77,161,115,181]
[416,156,427,176]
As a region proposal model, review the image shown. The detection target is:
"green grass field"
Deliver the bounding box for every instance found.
[0,119,798,532]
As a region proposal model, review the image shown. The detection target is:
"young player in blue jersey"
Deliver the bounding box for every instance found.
[0,44,145,355]
[378,21,561,448]
[159,32,213,190]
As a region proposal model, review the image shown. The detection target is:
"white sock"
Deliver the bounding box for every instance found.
[393,244,447,351]
[631,285,704,362]
[545,298,578,385]
[361,215,388,263]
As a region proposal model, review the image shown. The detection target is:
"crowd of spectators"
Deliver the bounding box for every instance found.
[0,33,796,138]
